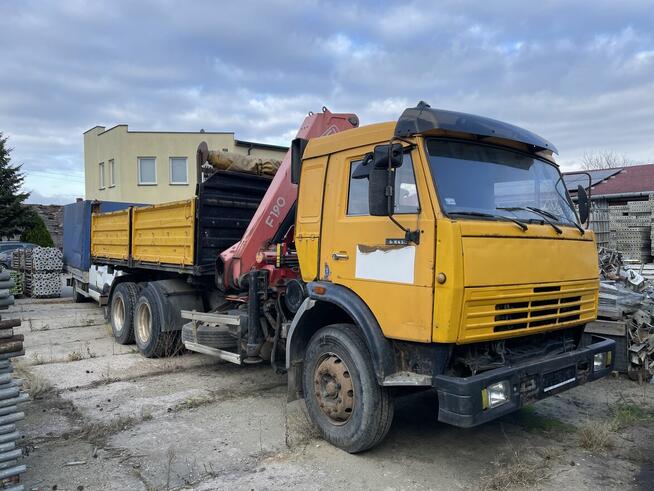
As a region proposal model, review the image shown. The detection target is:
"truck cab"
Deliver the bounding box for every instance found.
[288,102,614,451]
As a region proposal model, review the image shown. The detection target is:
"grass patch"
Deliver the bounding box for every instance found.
[67,350,84,361]
[141,407,154,421]
[29,353,46,365]
[479,453,550,491]
[15,366,53,399]
[509,406,576,434]
[79,415,137,443]
[178,394,216,410]
[67,343,97,362]
[610,402,654,431]
[579,422,612,452]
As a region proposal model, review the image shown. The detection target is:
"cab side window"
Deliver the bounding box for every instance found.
[347,153,419,215]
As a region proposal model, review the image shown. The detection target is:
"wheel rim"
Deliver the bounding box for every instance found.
[136,301,152,344]
[313,352,354,425]
[112,295,125,334]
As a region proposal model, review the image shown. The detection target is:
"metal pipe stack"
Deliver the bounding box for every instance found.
[12,247,62,299]
[0,268,28,490]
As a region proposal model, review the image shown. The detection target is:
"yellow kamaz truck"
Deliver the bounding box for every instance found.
[89,102,615,453]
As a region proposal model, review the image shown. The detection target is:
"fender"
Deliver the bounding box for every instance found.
[286,281,396,400]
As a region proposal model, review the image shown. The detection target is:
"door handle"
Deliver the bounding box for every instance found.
[331,252,349,261]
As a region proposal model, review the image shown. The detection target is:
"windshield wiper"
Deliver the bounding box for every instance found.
[497,206,562,234]
[526,206,585,235]
[449,211,528,232]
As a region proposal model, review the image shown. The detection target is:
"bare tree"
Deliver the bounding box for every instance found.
[581,150,632,170]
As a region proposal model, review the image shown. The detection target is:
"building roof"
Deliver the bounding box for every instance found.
[562,168,622,192]
[93,124,233,136]
[564,164,654,198]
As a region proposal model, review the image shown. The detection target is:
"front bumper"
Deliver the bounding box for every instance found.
[433,335,615,427]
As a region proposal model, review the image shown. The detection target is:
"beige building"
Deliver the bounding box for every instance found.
[84,125,288,204]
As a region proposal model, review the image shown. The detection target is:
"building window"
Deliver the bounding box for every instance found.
[138,157,156,185]
[347,153,419,215]
[98,162,105,189]
[169,157,188,185]
[108,159,116,187]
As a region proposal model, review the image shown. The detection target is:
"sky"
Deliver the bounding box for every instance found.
[1,0,653,204]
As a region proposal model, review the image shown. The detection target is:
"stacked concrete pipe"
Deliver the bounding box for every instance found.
[0,268,27,490]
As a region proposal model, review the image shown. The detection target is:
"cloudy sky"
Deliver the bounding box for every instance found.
[1,0,653,204]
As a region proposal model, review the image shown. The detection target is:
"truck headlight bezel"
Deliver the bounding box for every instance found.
[482,380,511,409]
[594,351,611,371]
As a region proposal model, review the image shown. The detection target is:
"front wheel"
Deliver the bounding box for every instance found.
[302,324,394,453]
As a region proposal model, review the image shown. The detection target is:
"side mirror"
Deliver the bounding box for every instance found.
[290,138,308,185]
[368,143,404,216]
[577,184,589,225]
[369,166,394,216]
[373,143,403,169]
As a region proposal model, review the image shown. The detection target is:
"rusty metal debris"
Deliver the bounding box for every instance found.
[592,248,654,382]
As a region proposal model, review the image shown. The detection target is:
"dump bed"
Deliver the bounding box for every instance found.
[90,170,271,275]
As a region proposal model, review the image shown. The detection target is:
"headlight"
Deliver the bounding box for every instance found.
[483,380,511,409]
[594,351,611,370]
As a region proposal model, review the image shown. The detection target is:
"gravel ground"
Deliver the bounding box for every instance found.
[7,297,654,490]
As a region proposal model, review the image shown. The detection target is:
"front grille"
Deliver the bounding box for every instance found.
[494,293,582,332]
[462,281,597,342]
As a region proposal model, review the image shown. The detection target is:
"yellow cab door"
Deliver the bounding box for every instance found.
[320,145,436,342]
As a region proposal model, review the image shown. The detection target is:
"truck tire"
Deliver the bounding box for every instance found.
[302,324,394,453]
[134,284,181,358]
[110,282,138,344]
[0,271,10,282]
[181,324,237,349]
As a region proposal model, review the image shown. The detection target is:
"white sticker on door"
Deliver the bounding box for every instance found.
[355,245,415,284]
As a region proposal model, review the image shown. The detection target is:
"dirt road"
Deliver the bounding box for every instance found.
[9,297,654,490]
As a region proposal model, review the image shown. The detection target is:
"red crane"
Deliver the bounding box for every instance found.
[218,107,359,290]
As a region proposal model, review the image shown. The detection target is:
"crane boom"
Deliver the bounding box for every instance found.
[218,107,359,289]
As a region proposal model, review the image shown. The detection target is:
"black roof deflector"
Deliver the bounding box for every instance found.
[394,101,558,154]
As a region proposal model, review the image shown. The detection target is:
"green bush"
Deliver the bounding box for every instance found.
[20,211,53,247]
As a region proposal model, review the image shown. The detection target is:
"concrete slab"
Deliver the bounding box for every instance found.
[23,439,146,491]
[27,352,224,391]
[19,324,136,365]
[108,389,287,490]
[61,364,283,424]
[12,296,654,491]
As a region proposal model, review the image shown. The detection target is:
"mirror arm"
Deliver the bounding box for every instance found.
[385,137,420,245]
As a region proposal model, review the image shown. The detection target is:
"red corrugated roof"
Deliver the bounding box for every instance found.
[590,164,654,196]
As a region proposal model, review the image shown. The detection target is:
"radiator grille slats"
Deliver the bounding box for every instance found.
[461,281,597,342]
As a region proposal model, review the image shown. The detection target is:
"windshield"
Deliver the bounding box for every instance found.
[426,139,578,226]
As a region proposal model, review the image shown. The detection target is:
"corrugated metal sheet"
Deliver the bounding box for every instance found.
[132,200,195,266]
[562,169,622,192]
[587,164,654,196]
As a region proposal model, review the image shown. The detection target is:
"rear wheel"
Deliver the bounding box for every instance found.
[302,324,394,453]
[110,282,137,344]
[134,284,181,358]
